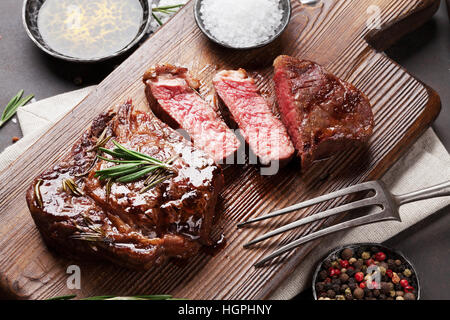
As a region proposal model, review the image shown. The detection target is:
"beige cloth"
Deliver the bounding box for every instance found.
[0,86,94,172]
[0,87,449,299]
[271,128,450,299]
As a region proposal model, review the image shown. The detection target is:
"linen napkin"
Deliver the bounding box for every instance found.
[0,86,449,300]
[271,128,450,299]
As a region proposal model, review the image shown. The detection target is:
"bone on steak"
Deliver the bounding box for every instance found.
[213,69,294,166]
[143,64,241,164]
[26,101,224,270]
[273,55,374,169]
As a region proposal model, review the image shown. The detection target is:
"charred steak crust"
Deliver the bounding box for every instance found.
[213,69,295,166]
[26,101,224,270]
[143,64,241,163]
[273,55,374,169]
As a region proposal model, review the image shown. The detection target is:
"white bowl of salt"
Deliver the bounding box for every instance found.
[194,0,292,50]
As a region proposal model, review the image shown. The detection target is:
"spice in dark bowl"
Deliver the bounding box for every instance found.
[312,243,420,300]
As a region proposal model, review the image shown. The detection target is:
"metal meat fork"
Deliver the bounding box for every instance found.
[238,180,450,267]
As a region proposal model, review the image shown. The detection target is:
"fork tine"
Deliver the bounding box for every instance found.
[254,209,397,267]
[237,181,377,228]
[243,197,378,248]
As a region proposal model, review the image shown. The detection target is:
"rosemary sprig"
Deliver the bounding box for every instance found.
[62,178,85,196]
[34,179,43,208]
[152,12,164,26]
[75,127,112,177]
[70,232,107,242]
[87,128,112,152]
[152,3,184,26]
[46,294,77,300]
[154,4,184,11]
[141,168,173,193]
[95,140,177,193]
[105,179,113,199]
[84,295,174,300]
[0,90,34,128]
[70,213,109,243]
[47,294,175,300]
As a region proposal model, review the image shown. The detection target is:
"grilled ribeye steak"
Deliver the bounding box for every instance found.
[143,64,241,163]
[26,101,224,270]
[213,69,295,166]
[273,55,374,169]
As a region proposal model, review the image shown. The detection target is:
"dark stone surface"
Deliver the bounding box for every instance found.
[0,0,448,300]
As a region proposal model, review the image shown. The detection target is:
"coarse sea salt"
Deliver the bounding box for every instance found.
[200,0,284,48]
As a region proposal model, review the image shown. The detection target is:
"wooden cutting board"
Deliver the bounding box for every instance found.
[0,0,441,299]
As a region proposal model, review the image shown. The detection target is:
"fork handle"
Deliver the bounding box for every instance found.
[395,180,450,206]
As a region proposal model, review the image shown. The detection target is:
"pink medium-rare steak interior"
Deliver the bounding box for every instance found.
[273,55,374,169]
[143,65,241,163]
[213,69,294,165]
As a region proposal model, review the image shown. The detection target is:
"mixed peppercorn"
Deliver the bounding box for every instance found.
[314,245,418,300]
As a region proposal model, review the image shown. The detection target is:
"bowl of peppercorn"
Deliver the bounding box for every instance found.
[312,243,420,300]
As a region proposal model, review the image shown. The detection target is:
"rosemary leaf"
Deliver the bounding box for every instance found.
[83,294,174,300]
[7,90,24,106]
[3,90,23,114]
[13,94,34,111]
[112,140,165,165]
[153,8,174,14]
[143,168,163,185]
[152,3,184,26]
[62,178,84,196]
[81,295,117,300]
[47,294,175,300]
[96,140,176,190]
[134,294,174,300]
[74,157,98,177]
[105,179,113,199]
[105,296,170,300]
[97,166,148,180]
[97,155,145,164]
[34,179,43,208]
[46,294,77,300]
[152,12,163,26]
[87,136,111,152]
[70,234,104,242]
[98,147,136,160]
[116,166,160,183]
[140,175,171,193]
[0,90,34,128]
[95,163,145,175]
[154,4,184,10]
[83,215,102,233]
[96,135,112,148]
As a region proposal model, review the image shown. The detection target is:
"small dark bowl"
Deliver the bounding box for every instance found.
[193,0,292,50]
[312,243,421,300]
[22,0,153,63]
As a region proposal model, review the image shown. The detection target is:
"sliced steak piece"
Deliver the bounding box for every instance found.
[213,69,295,166]
[143,65,241,164]
[26,101,224,270]
[273,55,374,169]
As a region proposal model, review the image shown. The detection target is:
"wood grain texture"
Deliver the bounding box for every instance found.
[0,0,441,299]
